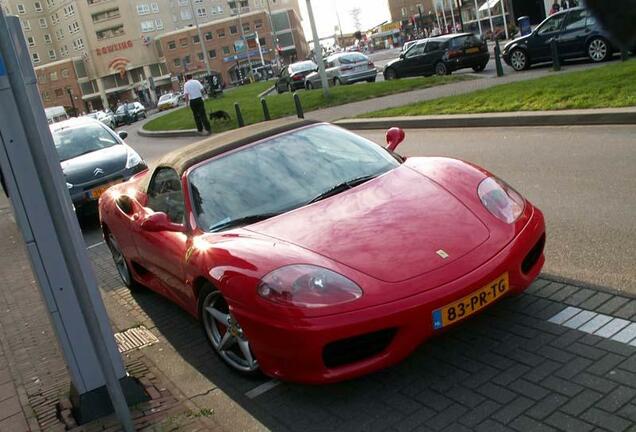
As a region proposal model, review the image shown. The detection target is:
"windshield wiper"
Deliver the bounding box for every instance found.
[209,212,282,232]
[60,148,104,162]
[307,174,379,204]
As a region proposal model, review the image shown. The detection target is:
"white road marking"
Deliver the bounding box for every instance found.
[548,307,636,346]
[87,241,105,249]
[245,379,281,399]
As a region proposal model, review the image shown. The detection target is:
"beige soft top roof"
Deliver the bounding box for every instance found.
[141,118,320,190]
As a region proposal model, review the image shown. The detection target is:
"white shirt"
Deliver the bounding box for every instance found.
[184,79,204,100]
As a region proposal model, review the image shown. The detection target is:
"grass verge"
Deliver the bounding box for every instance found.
[143,74,471,132]
[360,59,636,118]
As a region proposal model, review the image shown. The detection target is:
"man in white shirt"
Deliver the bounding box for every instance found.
[183,74,211,135]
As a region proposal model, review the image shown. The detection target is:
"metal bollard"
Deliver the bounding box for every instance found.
[234,102,245,127]
[261,97,271,121]
[550,39,561,71]
[621,48,629,62]
[293,93,304,119]
[494,40,504,77]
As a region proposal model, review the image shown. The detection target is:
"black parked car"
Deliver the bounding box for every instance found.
[502,7,616,71]
[275,60,317,93]
[51,118,147,214]
[113,102,146,126]
[383,33,489,79]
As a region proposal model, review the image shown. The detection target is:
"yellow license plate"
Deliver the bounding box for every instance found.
[432,273,509,330]
[90,181,120,199]
[466,47,480,54]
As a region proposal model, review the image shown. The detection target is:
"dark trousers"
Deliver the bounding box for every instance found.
[189,98,211,132]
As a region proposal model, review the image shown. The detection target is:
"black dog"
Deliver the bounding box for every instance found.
[209,110,231,122]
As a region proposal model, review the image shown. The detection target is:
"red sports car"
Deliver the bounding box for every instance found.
[99,119,545,383]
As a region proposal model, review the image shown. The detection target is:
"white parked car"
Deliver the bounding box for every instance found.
[83,110,115,129]
[157,93,182,111]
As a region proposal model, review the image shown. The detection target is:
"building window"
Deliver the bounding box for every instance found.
[229,25,237,34]
[51,13,59,24]
[60,45,68,56]
[217,29,225,38]
[254,20,263,29]
[61,68,69,78]
[39,18,48,28]
[55,88,63,97]
[56,28,64,40]
[34,2,43,11]
[242,23,250,32]
[27,36,36,47]
[259,37,266,46]
[137,4,150,15]
[39,74,47,83]
[92,8,120,23]
[177,0,187,5]
[222,46,229,54]
[73,38,84,50]
[192,35,199,44]
[46,0,54,8]
[140,20,155,32]
[31,52,40,63]
[150,2,159,12]
[204,31,212,40]
[197,52,203,61]
[68,21,80,33]
[48,49,56,59]
[21,19,31,31]
[196,7,206,17]
[180,8,192,20]
[193,0,202,3]
[183,55,191,65]
[179,37,188,47]
[174,58,181,66]
[17,4,26,14]
[208,49,216,59]
[63,5,75,17]
[44,34,52,44]
[155,18,163,30]
[167,40,176,49]
[210,5,223,15]
[96,25,124,40]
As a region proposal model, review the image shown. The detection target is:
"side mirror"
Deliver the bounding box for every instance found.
[385,127,405,151]
[399,53,405,59]
[141,212,185,233]
[118,131,128,140]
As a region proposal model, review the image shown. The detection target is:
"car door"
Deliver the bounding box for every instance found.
[557,9,589,58]
[400,43,428,76]
[421,41,443,74]
[527,12,568,62]
[134,167,191,307]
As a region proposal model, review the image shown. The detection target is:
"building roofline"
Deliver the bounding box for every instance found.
[34,56,81,70]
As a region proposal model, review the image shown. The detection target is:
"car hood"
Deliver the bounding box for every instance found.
[504,34,531,51]
[61,144,128,185]
[246,165,490,283]
[385,58,403,70]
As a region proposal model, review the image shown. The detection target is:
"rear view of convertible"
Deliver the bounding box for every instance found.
[99,119,545,383]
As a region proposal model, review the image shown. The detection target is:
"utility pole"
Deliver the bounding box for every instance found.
[485,0,494,35]
[456,0,464,31]
[473,0,482,35]
[305,0,329,96]
[499,0,509,39]
[188,0,212,76]
[449,0,457,32]
[264,0,280,69]
[234,1,254,81]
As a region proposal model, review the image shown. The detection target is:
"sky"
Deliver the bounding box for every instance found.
[297,0,392,40]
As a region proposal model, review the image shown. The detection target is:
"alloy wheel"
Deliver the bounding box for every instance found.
[435,62,448,76]
[107,234,131,287]
[588,39,608,62]
[510,50,527,71]
[385,69,397,80]
[202,290,259,373]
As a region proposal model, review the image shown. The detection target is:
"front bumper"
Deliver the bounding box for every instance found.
[69,164,147,210]
[232,206,545,384]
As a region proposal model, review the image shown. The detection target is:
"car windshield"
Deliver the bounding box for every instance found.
[158,94,173,102]
[52,122,119,162]
[188,124,400,232]
[290,61,316,73]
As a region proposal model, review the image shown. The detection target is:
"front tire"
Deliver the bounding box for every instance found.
[306,81,314,90]
[587,37,609,62]
[509,48,529,71]
[472,63,487,72]
[199,284,260,375]
[384,68,397,80]
[435,62,449,76]
[106,232,139,290]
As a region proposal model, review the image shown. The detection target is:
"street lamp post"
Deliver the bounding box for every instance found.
[305,0,329,97]
[188,0,212,76]
[264,0,281,69]
[473,0,483,35]
[233,1,254,81]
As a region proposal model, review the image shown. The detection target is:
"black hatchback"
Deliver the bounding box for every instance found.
[51,118,147,214]
[502,7,616,71]
[384,33,489,79]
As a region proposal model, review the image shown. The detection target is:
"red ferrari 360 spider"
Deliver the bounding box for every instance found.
[99,118,545,383]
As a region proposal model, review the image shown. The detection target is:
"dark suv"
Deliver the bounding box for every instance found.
[384,33,489,79]
[503,7,615,71]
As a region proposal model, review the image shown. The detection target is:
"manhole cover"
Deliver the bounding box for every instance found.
[114,326,159,353]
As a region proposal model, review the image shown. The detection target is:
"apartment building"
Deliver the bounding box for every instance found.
[1,0,306,111]
[158,8,308,86]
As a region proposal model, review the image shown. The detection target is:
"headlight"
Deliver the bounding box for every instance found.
[477,177,525,223]
[66,182,73,189]
[257,264,363,308]
[125,150,143,169]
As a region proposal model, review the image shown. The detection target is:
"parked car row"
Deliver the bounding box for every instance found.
[113,101,146,127]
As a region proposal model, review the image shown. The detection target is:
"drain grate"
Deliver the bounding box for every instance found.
[114,326,159,353]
